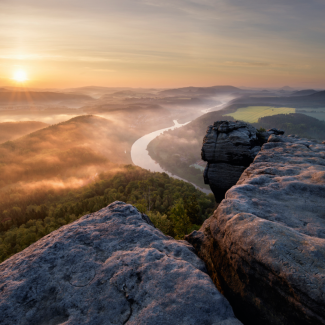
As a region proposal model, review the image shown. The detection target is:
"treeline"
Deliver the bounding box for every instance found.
[253,113,325,140]
[0,165,215,263]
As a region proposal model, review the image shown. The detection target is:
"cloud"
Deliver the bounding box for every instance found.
[0,0,324,87]
[224,61,270,68]
[223,62,288,68]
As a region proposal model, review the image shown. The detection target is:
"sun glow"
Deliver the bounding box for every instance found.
[13,70,28,82]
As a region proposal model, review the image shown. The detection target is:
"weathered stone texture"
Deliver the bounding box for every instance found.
[187,135,325,325]
[0,201,242,325]
[201,121,274,201]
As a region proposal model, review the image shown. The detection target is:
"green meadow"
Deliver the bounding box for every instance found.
[224,106,296,123]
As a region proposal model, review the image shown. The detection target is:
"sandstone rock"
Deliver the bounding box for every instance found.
[267,128,285,135]
[267,134,286,142]
[202,121,267,201]
[187,136,325,325]
[0,201,242,325]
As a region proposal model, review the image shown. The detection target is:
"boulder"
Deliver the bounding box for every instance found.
[202,121,270,201]
[267,128,285,135]
[186,136,325,325]
[0,201,242,325]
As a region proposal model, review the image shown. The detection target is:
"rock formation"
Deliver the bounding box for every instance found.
[187,133,325,325]
[202,121,284,201]
[0,201,242,325]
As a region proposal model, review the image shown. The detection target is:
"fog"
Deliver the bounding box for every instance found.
[0,85,243,207]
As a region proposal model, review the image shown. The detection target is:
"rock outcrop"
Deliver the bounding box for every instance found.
[202,121,283,201]
[0,201,242,325]
[187,134,325,325]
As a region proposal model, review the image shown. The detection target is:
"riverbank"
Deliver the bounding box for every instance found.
[131,120,211,194]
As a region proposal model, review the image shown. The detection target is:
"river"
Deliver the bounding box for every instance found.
[130,119,212,194]
[130,99,232,194]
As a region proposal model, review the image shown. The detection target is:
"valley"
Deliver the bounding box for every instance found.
[1,84,325,263]
[2,2,325,324]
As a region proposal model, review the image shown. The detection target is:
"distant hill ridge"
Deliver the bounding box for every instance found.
[159,85,243,97]
[308,90,325,98]
[231,90,325,108]
[290,89,317,96]
[0,91,94,104]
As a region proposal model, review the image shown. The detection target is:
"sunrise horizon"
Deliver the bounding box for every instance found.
[1,1,325,90]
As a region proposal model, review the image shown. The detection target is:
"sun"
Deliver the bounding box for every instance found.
[13,70,28,82]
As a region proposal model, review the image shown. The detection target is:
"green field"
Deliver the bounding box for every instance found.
[224,106,296,123]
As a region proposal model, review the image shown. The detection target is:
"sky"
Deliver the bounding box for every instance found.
[0,0,325,89]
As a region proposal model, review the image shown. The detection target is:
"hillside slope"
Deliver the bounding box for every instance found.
[0,115,137,189]
[252,113,325,140]
[0,91,93,104]
[0,121,48,143]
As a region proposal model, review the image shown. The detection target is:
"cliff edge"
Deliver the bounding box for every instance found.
[0,201,241,325]
[187,131,325,325]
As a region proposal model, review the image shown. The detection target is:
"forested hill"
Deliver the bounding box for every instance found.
[0,121,48,143]
[0,165,215,263]
[0,115,138,190]
[252,113,325,140]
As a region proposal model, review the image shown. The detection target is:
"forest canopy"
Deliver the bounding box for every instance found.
[252,113,325,140]
[0,165,215,263]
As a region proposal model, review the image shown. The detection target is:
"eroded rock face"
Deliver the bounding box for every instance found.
[187,135,325,325]
[0,201,242,325]
[201,121,271,201]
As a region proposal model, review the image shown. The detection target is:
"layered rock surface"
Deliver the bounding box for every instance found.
[0,201,242,325]
[187,134,325,325]
[202,121,282,201]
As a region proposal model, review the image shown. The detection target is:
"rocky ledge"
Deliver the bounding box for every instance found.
[202,121,283,201]
[187,133,325,325]
[0,201,241,325]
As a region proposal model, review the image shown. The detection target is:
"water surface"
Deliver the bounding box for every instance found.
[131,120,211,194]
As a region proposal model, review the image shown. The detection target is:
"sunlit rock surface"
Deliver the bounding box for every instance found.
[187,135,325,325]
[0,201,242,325]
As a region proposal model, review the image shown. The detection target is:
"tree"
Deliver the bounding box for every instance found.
[184,194,201,225]
[169,199,191,239]
[147,211,172,236]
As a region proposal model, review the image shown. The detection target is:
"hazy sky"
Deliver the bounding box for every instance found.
[1,0,325,88]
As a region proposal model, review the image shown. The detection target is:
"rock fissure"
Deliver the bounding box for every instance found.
[121,284,134,325]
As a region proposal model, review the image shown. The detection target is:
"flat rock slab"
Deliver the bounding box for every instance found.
[187,136,325,325]
[0,201,241,325]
